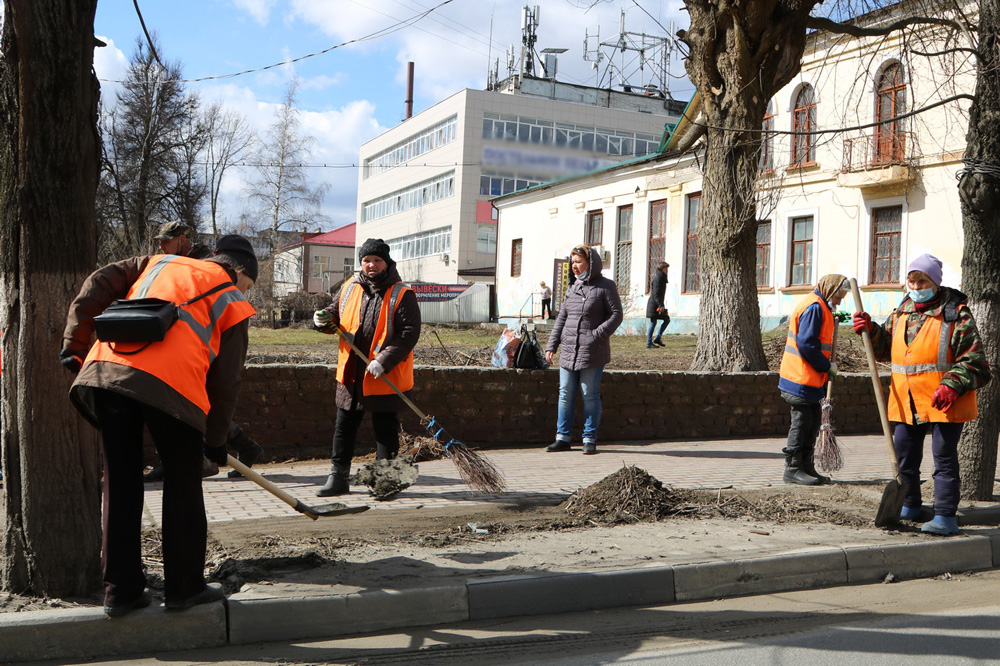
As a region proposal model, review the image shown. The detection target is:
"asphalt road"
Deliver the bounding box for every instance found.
[23,569,1000,666]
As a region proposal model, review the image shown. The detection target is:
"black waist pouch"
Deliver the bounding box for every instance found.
[93,298,178,343]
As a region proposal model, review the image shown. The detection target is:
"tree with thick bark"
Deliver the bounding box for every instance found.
[957,0,1000,500]
[677,1,966,371]
[0,0,103,596]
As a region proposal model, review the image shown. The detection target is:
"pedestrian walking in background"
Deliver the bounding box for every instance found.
[61,235,258,616]
[539,281,552,319]
[778,274,849,486]
[143,220,265,483]
[646,261,670,348]
[853,254,990,536]
[544,245,623,455]
[313,238,421,496]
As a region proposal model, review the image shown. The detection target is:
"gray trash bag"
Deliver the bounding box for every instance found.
[355,456,419,501]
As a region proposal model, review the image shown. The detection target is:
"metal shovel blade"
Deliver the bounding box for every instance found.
[306,503,371,518]
[874,478,906,527]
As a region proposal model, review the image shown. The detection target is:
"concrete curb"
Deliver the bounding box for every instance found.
[3,534,999,662]
[0,600,225,663]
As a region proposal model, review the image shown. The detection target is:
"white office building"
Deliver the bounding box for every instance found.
[355,74,684,290]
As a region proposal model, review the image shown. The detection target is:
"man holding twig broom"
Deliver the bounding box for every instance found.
[778,274,849,485]
[313,239,421,497]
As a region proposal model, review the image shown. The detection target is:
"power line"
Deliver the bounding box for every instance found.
[103,0,456,85]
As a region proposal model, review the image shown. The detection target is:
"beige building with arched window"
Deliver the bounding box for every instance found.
[493,0,974,333]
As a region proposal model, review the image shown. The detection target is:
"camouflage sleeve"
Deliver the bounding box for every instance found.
[867,312,894,361]
[941,306,991,394]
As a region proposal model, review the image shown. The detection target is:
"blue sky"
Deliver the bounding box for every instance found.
[93,0,692,231]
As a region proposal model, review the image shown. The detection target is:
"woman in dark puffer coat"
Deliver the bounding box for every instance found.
[544,245,623,454]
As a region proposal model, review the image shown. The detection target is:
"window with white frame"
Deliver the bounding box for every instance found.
[477,225,497,253]
[363,116,457,178]
[342,257,354,278]
[386,227,452,261]
[482,112,660,159]
[311,255,332,279]
[361,171,455,223]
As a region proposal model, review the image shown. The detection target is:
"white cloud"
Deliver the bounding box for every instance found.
[287,0,693,110]
[198,82,386,228]
[93,35,130,103]
[229,0,279,26]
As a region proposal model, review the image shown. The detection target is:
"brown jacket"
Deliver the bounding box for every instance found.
[62,256,249,447]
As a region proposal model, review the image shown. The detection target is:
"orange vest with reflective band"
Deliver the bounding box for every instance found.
[84,255,256,416]
[336,278,414,395]
[887,309,976,424]
[779,292,834,390]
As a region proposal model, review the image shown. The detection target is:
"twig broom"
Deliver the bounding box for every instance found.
[816,319,843,472]
[336,326,506,494]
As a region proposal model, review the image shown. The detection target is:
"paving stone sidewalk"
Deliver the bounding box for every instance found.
[144,434,901,525]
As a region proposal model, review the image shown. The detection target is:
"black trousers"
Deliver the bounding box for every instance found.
[541,298,552,319]
[781,391,821,461]
[894,421,963,516]
[331,407,399,473]
[92,389,207,606]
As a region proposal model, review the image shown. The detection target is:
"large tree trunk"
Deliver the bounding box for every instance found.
[957,0,1000,500]
[680,0,816,371]
[0,1,103,595]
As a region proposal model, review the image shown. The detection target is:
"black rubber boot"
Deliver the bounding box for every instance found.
[227,433,265,478]
[317,466,350,497]
[545,440,571,452]
[783,453,821,486]
[800,452,830,484]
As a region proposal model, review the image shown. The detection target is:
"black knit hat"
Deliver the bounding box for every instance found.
[214,234,259,282]
[358,238,392,264]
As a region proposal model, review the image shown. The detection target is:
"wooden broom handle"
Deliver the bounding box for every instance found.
[849,278,901,478]
[334,325,428,420]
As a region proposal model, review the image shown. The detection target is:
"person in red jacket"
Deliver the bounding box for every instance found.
[61,235,257,616]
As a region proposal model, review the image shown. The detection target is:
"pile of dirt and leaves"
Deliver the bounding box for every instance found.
[561,465,871,528]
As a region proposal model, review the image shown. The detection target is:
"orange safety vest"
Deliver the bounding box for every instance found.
[336,278,414,395]
[887,309,976,424]
[779,292,834,390]
[84,255,256,416]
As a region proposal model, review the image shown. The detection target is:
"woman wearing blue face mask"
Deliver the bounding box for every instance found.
[852,254,991,535]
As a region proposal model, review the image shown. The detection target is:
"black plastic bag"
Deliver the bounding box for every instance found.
[514,324,548,369]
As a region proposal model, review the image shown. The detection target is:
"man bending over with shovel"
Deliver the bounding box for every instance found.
[61,235,258,615]
[853,254,990,536]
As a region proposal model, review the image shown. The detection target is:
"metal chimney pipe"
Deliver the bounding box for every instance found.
[405,62,414,119]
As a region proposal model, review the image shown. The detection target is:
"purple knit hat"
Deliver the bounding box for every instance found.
[906,253,943,286]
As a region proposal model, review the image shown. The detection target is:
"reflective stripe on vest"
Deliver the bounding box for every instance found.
[85,256,256,415]
[778,292,834,390]
[336,278,414,395]
[887,309,977,424]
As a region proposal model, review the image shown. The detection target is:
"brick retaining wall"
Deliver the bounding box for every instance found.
[235,365,888,461]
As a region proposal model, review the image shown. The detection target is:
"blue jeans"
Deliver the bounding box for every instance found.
[647,319,668,344]
[556,365,605,443]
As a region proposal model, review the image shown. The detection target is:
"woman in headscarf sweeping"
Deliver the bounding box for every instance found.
[777,274,849,485]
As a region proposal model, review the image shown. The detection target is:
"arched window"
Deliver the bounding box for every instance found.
[791,85,816,166]
[760,101,775,172]
[874,63,907,165]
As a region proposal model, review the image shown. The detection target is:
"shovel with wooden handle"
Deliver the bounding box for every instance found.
[849,278,906,527]
[226,455,370,520]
